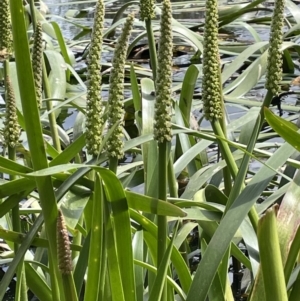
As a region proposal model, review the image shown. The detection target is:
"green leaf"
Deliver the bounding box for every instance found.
[140,78,158,197]
[84,175,104,301]
[133,259,186,300]
[50,21,74,81]
[148,223,178,301]
[25,262,52,301]
[130,210,192,293]
[101,170,136,301]
[130,64,141,111]
[284,226,300,284]
[257,206,288,301]
[186,140,296,301]
[264,107,300,151]
[276,170,300,268]
[126,191,186,217]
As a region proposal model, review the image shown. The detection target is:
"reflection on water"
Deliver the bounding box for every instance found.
[43,0,270,42]
[44,0,207,39]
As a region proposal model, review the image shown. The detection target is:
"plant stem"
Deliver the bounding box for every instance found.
[211,119,259,231]
[211,120,238,178]
[157,140,170,301]
[61,275,78,301]
[9,1,61,300]
[4,57,28,301]
[167,154,178,198]
[259,89,273,131]
[42,62,62,152]
[29,0,61,152]
[167,152,189,266]
[109,156,118,174]
[145,20,158,82]
[84,174,104,301]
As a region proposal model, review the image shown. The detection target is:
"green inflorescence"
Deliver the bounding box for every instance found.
[202,0,223,121]
[4,77,20,148]
[0,0,12,60]
[106,14,134,159]
[85,0,105,156]
[32,22,43,108]
[153,0,173,143]
[265,0,285,95]
[140,0,155,21]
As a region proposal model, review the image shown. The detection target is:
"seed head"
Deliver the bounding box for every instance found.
[202,0,223,121]
[85,0,105,156]
[153,0,173,143]
[57,210,72,275]
[32,23,44,108]
[140,0,156,21]
[0,0,12,61]
[4,77,20,148]
[265,0,285,95]
[106,14,134,159]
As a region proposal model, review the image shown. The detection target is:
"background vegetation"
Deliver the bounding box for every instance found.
[1,0,300,300]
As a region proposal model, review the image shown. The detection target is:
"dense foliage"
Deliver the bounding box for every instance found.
[1,0,300,301]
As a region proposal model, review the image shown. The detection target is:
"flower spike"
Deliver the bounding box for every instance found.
[85,0,105,156]
[0,0,12,61]
[4,77,20,148]
[32,22,44,108]
[106,14,134,159]
[202,0,223,121]
[265,0,285,95]
[153,0,173,143]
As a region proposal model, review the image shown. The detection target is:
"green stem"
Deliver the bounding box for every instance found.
[222,166,232,196]
[211,119,258,232]
[167,154,178,198]
[167,152,189,267]
[29,0,61,152]
[9,1,61,300]
[109,157,118,174]
[62,275,78,301]
[9,123,27,301]
[84,174,103,301]
[211,120,238,178]
[98,234,107,301]
[4,58,28,301]
[145,19,158,82]
[259,89,273,130]
[72,215,82,260]
[157,141,170,301]
[42,62,62,152]
[28,0,37,29]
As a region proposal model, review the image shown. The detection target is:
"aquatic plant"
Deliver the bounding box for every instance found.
[0,0,12,60]
[153,0,173,144]
[32,22,43,108]
[140,0,155,21]
[2,1,300,301]
[265,0,285,96]
[202,0,222,121]
[106,13,134,161]
[3,77,20,148]
[85,0,105,156]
